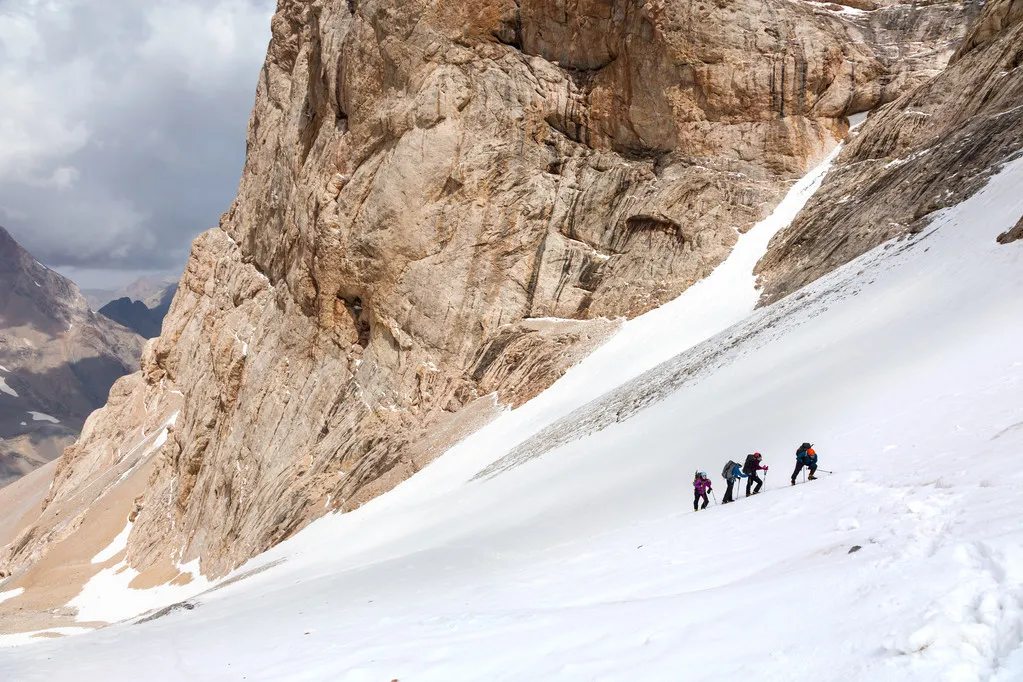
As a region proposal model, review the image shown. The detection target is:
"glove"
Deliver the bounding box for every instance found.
[764,466,769,471]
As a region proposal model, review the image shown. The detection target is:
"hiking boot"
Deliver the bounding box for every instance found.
[790,480,796,486]
[808,474,817,480]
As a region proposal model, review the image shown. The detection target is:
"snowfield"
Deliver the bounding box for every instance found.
[0,154,1022,682]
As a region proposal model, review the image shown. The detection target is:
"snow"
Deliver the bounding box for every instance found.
[0,376,17,397]
[27,411,60,424]
[1,156,1022,681]
[0,588,24,605]
[848,111,869,128]
[68,559,214,625]
[797,0,869,16]
[234,332,249,357]
[91,521,133,564]
[0,629,95,649]
[0,364,8,372]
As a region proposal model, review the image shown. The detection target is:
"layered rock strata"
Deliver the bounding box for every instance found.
[757,0,1023,302]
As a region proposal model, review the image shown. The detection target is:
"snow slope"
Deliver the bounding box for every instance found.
[1,155,1022,681]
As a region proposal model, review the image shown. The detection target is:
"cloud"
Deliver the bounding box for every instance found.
[0,0,274,275]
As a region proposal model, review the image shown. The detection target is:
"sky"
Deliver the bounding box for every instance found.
[0,0,275,289]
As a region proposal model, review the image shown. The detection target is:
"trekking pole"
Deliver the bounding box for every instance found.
[711,491,718,505]
[819,469,834,474]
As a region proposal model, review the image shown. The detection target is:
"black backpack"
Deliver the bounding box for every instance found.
[722,460,737,479]
[742,454,758,475]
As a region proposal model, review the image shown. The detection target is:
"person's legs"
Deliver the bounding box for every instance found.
[808,464,818,480]
[746,474,754,497]
[701,493,709,510]
[751,472,763,494]
[723,478,735,503]
[694,491,700,511]
[791,462,803,484]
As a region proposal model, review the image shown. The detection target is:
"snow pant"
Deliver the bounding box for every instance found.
[723,478,736,503]
[746,472,763,496]
[791,462,818,483]
[694,491,709,510]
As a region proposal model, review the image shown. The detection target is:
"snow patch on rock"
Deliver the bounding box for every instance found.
[0,376,18,397]
[91,521,133,564]
[0,588,24,605]
[69,558,214,624]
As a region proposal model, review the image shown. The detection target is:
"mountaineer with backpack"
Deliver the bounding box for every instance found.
[743,452,768,496]
[693,471,712,511]
[721,459,747,503]
[791,442,819,485]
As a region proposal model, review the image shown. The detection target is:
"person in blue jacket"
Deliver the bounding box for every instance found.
[722,460,747,504]
[791,442,819,485]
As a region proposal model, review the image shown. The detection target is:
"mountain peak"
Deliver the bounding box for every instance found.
[0,226,145,487]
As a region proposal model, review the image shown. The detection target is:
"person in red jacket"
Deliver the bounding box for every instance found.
[742,452,768,496]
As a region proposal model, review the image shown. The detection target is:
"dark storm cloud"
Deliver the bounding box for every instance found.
[0,0,274,273]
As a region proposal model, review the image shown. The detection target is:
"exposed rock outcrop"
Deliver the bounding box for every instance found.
[1,0,977,592]
[997,216,1023,244]
[0,227,145,487]
[756,0,1023,303]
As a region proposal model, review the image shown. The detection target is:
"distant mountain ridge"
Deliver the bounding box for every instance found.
[98,282,177,339]
[0,226,145,486]
[82,274,179,311]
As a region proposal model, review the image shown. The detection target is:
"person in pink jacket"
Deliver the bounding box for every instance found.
[693,472,713,511]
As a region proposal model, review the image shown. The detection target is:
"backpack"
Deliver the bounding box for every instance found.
[742,454,757,475]
[797,443,811,459]
[722,460,737,479]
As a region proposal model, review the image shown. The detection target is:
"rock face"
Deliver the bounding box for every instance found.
[756,0,1023,303]
[0,227,145,487]
[1,0,976,584]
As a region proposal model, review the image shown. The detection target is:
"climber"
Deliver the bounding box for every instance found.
[743,452,768,496]
[721,459,747,503]
[791,442,819,485]
[693,471,712,511]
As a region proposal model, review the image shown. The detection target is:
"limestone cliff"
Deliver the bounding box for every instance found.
[1,0,975,589]
[756,0,1023,302]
